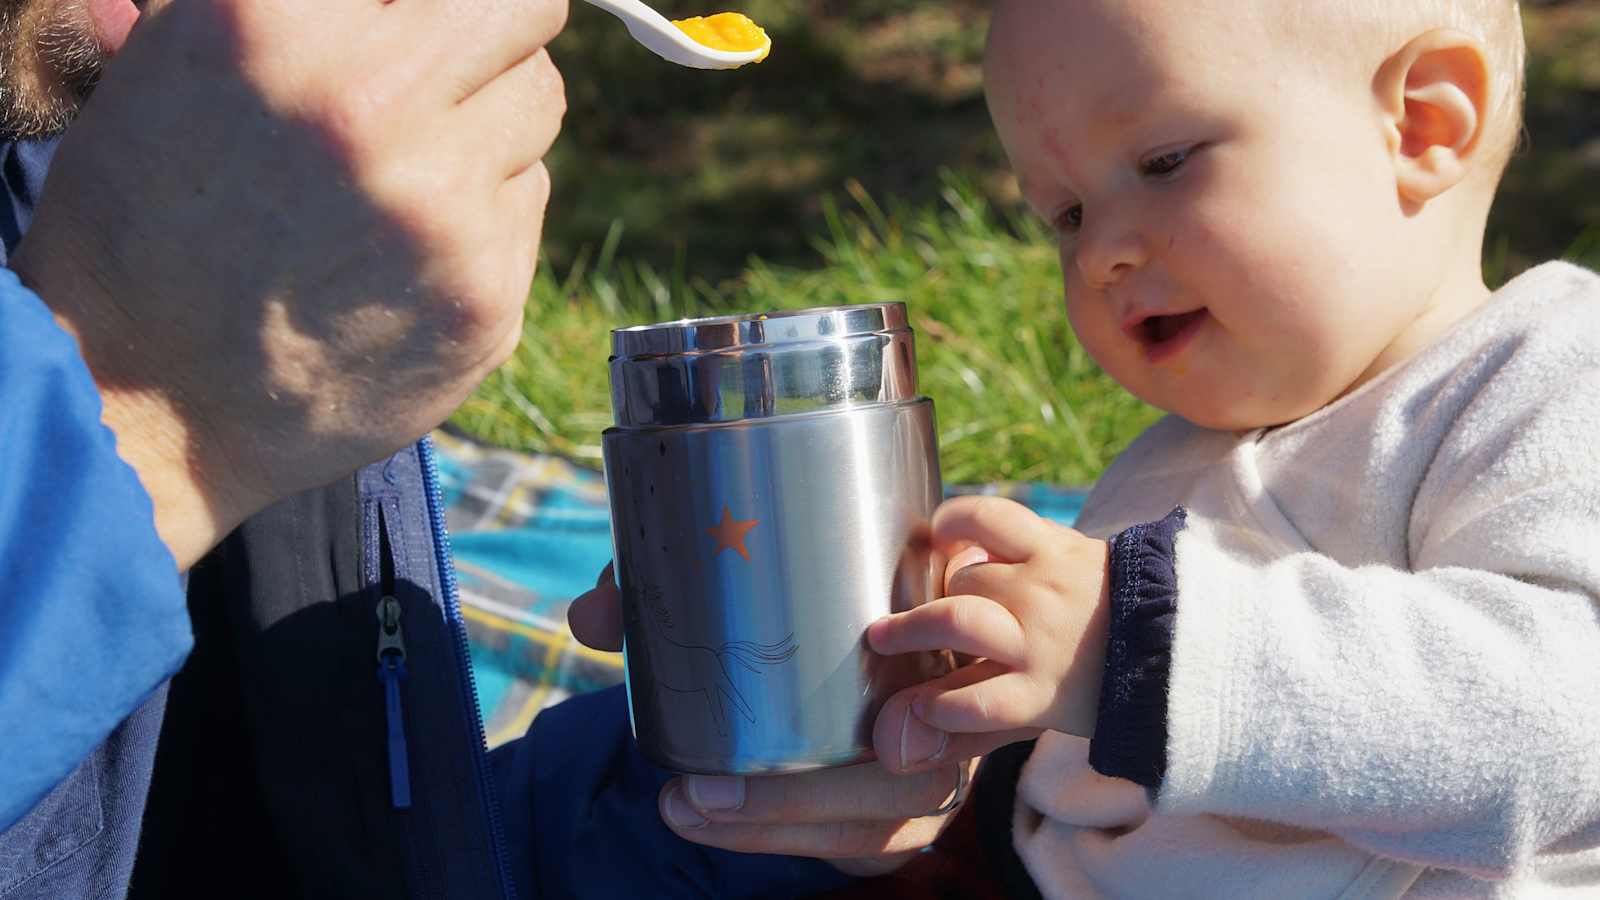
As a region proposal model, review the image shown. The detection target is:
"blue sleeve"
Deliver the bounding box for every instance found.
[489,685,857,900]
[1088,507,1185,789]
[0,269,192,831]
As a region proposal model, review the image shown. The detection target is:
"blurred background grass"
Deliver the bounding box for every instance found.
[452,0,1600,485]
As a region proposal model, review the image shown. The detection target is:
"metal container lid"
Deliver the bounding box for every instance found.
[608,303,920,428]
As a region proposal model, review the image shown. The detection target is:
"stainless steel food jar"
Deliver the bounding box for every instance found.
[602,302,949,775]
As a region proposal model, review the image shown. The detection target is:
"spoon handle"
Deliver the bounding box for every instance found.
[582,0,662,24]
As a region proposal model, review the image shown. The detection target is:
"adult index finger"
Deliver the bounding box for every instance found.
[666,762,969,827]
[400,0,569,106]
[872,664,1041,773]
[659,790,948,860]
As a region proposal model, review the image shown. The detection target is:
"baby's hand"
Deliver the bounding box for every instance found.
[867,496,1111,771]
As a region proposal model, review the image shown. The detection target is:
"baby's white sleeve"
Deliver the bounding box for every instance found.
[1157,371,1600,879]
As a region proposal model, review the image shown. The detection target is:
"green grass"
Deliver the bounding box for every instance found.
[452,176,1160,486]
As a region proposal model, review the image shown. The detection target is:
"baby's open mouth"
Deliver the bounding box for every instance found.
[1133,308,1209,360]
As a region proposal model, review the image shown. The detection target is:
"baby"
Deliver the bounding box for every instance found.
[867,0,1600,896]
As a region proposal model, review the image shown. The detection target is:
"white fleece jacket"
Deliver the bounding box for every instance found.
[1013,261,1600,899]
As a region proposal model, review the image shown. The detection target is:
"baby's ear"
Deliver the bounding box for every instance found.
[1374,29,1491,206]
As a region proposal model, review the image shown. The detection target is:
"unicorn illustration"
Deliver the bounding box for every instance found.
[651,633,799,736]
[635,582,798,736]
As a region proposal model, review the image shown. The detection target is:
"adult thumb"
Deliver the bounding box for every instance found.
[568,562,624,651]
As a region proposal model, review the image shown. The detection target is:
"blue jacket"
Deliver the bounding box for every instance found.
[0,137,849,900]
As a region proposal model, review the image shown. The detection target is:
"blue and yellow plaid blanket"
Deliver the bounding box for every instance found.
[432,430,1087,749]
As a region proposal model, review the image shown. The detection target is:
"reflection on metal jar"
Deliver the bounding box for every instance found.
[602,303,951,775]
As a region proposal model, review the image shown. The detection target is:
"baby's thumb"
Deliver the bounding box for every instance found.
[943,544,991,592]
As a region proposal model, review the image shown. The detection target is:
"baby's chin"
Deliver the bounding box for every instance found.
[1141,381,1337,433]
[1101,338,1355,432]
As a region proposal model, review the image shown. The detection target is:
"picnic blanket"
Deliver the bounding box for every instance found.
[432,429,1088,749]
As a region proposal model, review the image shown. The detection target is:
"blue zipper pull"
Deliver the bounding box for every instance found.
[377,595,413,810]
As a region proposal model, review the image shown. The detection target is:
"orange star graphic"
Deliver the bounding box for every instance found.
[707,505,760,562]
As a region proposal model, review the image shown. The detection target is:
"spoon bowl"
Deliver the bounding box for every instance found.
[582,0,769,70]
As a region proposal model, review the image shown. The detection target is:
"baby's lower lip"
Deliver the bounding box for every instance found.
[1138,309,1209,363]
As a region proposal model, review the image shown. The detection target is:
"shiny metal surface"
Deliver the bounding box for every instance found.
[602,302,949,774]
[609,304,919,427]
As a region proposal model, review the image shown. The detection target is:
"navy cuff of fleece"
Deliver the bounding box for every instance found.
[1088,507,1185,789]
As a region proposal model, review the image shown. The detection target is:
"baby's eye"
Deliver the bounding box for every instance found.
[1053,203,1084,235]
[1139,146,1193,178]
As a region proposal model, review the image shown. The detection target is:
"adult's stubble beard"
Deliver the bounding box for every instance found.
[0,0,106,140]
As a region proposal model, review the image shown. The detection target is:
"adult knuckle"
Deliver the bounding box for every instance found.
[528,0,571,41]
[445,70,485,106]
[532,51,568,118]
[384,205,456,270]
[422,276,511,351]
[483,306,527,371]
[308,80,387,158]
[524,162,554,208]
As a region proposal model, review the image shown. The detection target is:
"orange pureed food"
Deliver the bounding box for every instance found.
[670,12,771,61]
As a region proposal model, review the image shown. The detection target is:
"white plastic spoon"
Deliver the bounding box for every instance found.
[581,0,770,70]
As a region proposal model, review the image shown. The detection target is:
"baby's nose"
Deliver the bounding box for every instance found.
[1074,221,1147,289]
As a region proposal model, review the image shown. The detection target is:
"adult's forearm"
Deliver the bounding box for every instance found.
[14,242,246,570]
[63,376,234,571]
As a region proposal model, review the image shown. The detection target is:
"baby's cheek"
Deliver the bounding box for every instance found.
[1062,284,1113,357]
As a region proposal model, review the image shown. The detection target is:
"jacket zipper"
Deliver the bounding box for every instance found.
[416,435,518,900]
[376,592,413,809]
[373,503,415,811]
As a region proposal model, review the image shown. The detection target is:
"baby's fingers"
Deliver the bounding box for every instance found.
[932,495,1051,563]
[915,669,1052,735]
[867,595,1025,667]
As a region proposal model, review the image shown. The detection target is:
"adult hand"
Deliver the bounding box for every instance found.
[12,0,568,568]
[568,567,978,876]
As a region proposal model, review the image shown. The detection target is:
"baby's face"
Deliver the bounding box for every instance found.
[987,0,1441,429]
